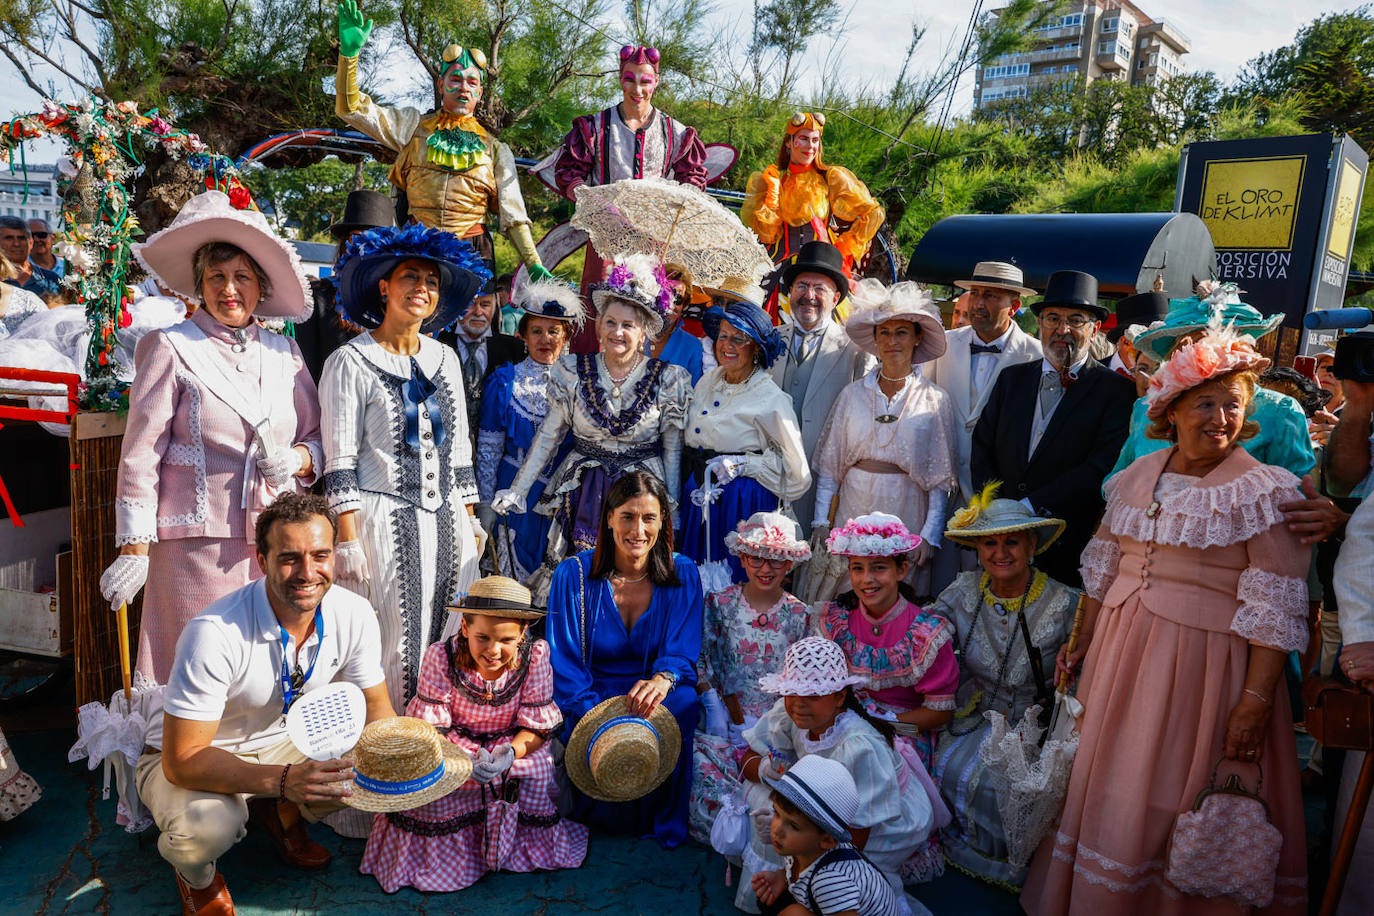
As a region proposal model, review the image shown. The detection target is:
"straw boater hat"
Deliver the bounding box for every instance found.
[759,637,868,696]
[764,754,860,843]
[1144,325,1270,421]
[447,575,545,620]
[944,482,1065,553]
[1131,281,1283,363]
[590,252,674,337]
[132,190,312,322]
[344,716,472,813]
[565,695,681,802]
[725,511,812,562]
[825,512,922,558]
[843,277,948,365]
[334,223,491,334]
[701,275,767,308]
[514,279,587,330]
[953,260,1035,298]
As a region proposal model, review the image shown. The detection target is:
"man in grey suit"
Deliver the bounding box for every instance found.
[768,241,874,540]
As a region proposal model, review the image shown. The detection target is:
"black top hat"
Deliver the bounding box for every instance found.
[1107,291,1170,342]
[1032,270,1107,321]
[330,190,395,240]
[779,241,849,301]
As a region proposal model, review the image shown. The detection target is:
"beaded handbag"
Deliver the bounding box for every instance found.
[1165,761,1281,907]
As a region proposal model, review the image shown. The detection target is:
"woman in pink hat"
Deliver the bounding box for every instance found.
[1022,327,1310,915]
[101,190,321,684]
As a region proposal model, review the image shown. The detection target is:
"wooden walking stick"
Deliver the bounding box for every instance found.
[1057,594,1088,692]
[1320,735,1374,915]
[116,601,132,706]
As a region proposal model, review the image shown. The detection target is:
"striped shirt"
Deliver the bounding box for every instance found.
[787,845,902,916]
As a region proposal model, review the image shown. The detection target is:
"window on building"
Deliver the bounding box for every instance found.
[1139,37,1148,48]
[1063,65,1077,74]
[1137,59,1145,69]
[1098,40,1115,55]
[1101,16,1117,32]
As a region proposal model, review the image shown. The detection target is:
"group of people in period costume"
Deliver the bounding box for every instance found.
[62,19,1374,916]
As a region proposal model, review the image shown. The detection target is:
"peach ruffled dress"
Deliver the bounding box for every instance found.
[1021,447,1310,915]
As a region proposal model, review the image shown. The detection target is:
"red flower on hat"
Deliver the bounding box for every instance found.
[227,185,253,210]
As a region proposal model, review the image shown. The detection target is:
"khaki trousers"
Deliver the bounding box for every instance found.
[136,739,341,889]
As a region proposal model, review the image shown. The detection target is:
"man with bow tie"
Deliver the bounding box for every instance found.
[971,270,1135,587]
[925,261,1043,503]
[768,241,874,538]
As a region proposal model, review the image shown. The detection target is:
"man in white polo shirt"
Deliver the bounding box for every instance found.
[137,492,395,916]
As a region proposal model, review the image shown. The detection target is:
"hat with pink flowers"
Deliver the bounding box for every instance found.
[825,512,922,558]
[725,511,812,562]
[1144,325,1270,421]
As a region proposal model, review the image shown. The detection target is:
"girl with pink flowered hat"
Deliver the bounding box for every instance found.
[814,512,958,883]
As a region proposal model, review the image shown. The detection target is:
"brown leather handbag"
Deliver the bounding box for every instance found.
[1303,675,1374,751]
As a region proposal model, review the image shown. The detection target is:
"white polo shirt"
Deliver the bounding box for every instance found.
[159,579,385,756]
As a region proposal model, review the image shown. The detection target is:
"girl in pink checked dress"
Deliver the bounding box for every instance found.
[360,577,588,892]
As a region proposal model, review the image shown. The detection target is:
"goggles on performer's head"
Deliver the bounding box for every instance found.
[440,44,488,80]
[619,45,661,69]
[786,111,826,135]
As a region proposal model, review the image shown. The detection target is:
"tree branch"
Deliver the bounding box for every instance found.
[0,42,50,100]
[2,27,98,95]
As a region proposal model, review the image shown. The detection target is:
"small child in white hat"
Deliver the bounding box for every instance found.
[752,755,905,916]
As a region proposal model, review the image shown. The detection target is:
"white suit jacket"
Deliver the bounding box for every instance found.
[923,323,1042,500]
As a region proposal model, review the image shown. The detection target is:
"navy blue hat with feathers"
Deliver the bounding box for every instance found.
[702,301,785,368]
[334,223,491,334]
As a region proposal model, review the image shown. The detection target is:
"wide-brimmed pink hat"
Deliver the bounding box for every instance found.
[725,511,811,562]
[133,190,311,321]
[1144,325,1270,421]
[826,512,922,558]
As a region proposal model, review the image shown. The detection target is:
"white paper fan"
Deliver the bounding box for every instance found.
[286,681,366,761]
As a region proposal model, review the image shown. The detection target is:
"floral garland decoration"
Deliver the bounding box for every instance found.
[1,97,254,411]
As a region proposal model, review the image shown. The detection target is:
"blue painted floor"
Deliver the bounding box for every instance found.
[0,728,1023,915]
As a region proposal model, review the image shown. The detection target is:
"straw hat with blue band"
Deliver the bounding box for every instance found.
[564,695,681,802]
[446,575,546,621]
[344,716,472,813]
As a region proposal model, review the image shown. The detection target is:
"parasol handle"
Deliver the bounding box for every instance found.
[116,602,132,705]
[661,203,685,256]
[1057,594,1088,692]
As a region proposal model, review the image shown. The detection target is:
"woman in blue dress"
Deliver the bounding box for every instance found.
[681,294,809,589]
[546,470,704,848]
[476,281,585,583]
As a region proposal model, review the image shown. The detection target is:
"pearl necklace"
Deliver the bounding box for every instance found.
[602,354,642,399]
[874,370,908,425]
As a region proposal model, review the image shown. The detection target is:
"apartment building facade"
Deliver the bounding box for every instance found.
[975,0,1190,108]
[0,165,60,227]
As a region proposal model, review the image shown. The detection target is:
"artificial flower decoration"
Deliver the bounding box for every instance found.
[1144,325,1271,420]
[826,512,923,558]
[950,480,1001,530]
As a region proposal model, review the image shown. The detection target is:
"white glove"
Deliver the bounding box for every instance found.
[701,688,730,738]
[751,807,773,845]
[100,554,149,612]
[491,489,526,515]
[472,517,489,557]
[706,454,748,485]
[471,742,515,784]
[728,714,758,749]
[256,447,304,490]
[335,540,370,582]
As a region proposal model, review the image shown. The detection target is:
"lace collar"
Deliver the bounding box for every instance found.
[799,710,862,754]
[1105,447,1300,549]
[511,358,552,424]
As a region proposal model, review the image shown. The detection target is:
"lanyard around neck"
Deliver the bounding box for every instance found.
[280,607,324,716]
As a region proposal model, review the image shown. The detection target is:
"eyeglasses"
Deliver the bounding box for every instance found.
[717,333,755,349]
[791,282,834,297]
[30,232,49,239]
[1039,314,1095,330]
[741,555,789,569]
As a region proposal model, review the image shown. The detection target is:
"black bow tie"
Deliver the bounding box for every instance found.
[970,343,1002,355]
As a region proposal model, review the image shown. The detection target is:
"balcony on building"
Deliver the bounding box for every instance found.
[1095,38,1131,70]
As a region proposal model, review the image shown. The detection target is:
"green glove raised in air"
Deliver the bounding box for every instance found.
[527,264,555,283]
[337,0,374,58]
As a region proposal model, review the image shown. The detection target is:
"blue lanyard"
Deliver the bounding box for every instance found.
[280,608,324,716]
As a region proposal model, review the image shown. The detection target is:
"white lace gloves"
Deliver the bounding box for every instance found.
[470,742,516,784]
[472,517,489,558]
[706,455,748,485]
[491,489,526,515]
[727,715,758,749]
[257,447,304,490]
[752,807,773,844]
[100,554,149,612]
[334,541,370,593]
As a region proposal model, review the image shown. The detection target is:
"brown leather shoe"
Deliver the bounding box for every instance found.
[174,870,235,916]
[247,798,332,869]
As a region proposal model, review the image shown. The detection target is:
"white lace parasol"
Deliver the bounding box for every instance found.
[570,177,772,287]
[979,691,1083,869]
